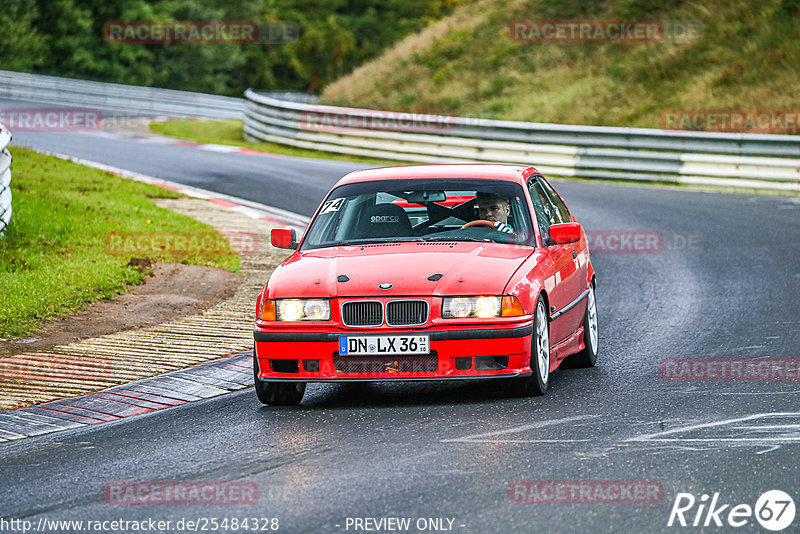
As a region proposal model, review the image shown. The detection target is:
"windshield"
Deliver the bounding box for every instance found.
[301,178,534,250]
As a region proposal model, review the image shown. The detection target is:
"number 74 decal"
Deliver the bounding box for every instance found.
[320,197,346,214]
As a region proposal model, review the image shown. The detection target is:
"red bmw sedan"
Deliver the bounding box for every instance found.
[254,164,598,405]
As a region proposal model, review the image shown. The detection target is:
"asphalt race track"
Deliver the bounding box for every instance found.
[0,98,368,217]
[2,98,800,533]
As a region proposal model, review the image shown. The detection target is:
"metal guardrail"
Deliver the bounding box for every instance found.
[0,70,245,119]
[243,90,800,191]
[0,124,12,233]
[0,71,796,191]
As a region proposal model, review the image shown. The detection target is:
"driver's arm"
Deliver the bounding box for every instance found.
[461,220,515,233]
[493,221,514,233]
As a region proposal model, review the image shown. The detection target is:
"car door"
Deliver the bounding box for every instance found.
[538,176,589,341]
[527,177,583,344]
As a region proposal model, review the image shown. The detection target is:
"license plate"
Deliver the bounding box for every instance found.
[339,335,429,355]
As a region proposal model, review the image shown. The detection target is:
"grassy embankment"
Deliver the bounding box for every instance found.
[150,0,798,196]
[322,0,799,128]
[0,148,239,337]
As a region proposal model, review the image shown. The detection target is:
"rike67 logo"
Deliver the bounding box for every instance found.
[668,490,795,531]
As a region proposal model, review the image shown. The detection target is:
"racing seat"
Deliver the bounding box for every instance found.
[354,203,414,239]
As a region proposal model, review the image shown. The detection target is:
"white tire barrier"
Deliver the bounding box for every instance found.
[0,125,12,233]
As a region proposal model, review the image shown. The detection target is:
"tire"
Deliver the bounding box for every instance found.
[566,283,598,368]
[253,352,306,405]
[505,295,549,397]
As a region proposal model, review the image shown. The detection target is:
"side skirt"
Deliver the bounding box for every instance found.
[549,326,586,369]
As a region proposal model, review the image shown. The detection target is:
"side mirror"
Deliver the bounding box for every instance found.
[271,228,298,250]
[549,222,581,245]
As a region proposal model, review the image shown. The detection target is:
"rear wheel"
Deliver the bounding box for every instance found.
[566,283,598,368]
[253,353,305,405]
[505,295,549,397]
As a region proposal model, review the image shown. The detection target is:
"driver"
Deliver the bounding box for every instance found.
[462,192,515,233]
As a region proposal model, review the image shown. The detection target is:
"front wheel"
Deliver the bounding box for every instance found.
[253,353,305,405]
[504,295,549,397]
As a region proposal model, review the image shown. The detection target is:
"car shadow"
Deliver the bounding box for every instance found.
[294,376,562,409]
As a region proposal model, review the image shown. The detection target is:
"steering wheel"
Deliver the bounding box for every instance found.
[461,220,496,229]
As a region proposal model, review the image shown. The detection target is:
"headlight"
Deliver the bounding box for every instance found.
[277,299,330,321]
[442,296,524,319]
[443,296,500,318]
[259,299,331,321]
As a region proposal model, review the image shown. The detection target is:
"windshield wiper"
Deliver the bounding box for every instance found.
[421,236,487,242]
[334,237,425,246]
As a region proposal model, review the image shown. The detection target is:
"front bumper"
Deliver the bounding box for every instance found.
[254,322,534,382]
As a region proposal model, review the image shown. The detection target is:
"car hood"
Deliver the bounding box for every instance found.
[267,242,534,298]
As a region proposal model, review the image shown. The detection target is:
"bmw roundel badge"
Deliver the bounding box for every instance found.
[379,282,393,290]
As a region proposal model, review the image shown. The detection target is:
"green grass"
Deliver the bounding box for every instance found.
[0,148,240,337]
[321,0,800,131]
[150,119,411,167]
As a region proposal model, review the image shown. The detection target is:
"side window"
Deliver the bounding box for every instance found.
[528,181,557,245]
[538,177,571,223]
